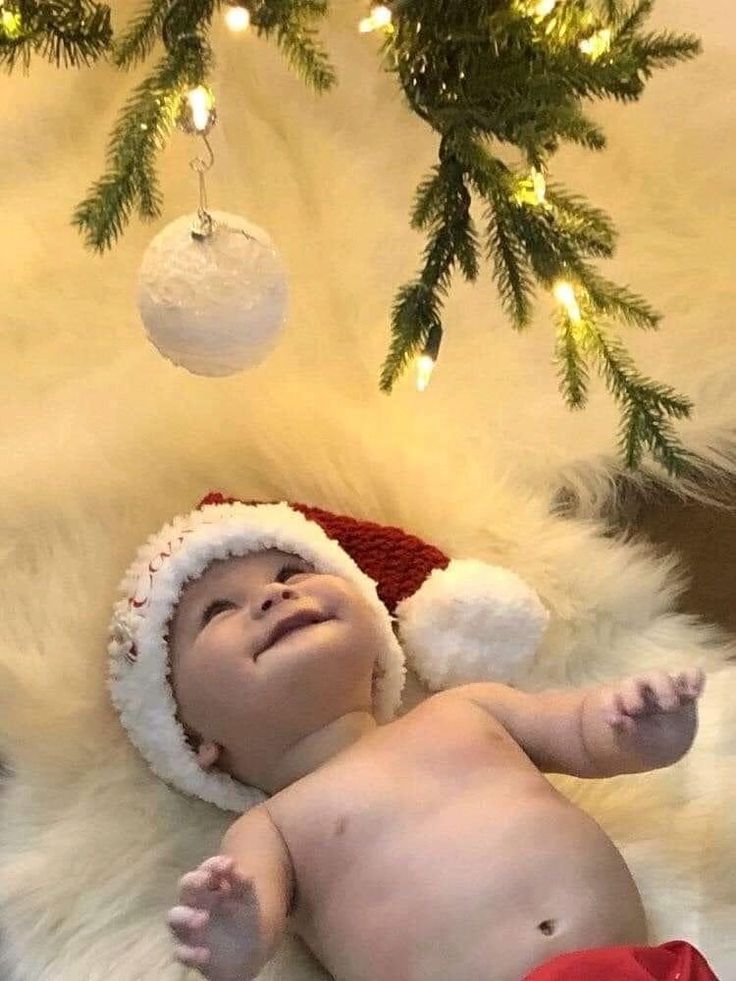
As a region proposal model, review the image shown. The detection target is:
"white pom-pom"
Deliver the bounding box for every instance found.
[138,211,288,377]
[395,559,549,690]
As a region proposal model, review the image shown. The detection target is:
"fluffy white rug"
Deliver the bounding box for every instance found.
[0,356,734,980]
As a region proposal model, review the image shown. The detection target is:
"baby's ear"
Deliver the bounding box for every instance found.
[195,741,221,769]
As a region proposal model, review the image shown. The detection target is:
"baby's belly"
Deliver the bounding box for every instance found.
[293,791,647,981]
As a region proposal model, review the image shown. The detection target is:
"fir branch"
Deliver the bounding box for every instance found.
[456,213,480,282]
[613,0,655,39]
[73,41,210,250]
[411,167,446,230]
[112,0,172,69]
[555,313,589,409]
[540,104,607,152]
[571,261,661,330]
[581,320,694,473]
[444,130,510,192]
[1,0,112,73]
[251,0,334,92]
[380,282,442,392]
[380,155,475,391]
[485,202,536,330]
[72,0,332,248]
[628,31,702,76]
[269,22,334,92]
[544,183,618,257]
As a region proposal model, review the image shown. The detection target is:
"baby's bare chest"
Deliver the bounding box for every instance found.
[269,698,552,908]
[266,699,639,979]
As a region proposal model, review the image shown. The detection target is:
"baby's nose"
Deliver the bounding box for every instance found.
[256,584,295,615]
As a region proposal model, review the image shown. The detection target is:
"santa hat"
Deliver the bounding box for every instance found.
[107,491,548,812]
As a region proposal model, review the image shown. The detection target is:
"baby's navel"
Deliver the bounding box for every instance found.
[334,816,349,837]
[537,919,556,936]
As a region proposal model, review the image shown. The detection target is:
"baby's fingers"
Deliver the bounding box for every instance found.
[674,667,706,700]
[167,905,209,940]
[623,672,679,714]
[199,855,235,877]
[178,870,222,909]
[173,943,210,969]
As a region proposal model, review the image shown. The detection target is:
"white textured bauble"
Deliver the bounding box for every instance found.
[137,211,288,376]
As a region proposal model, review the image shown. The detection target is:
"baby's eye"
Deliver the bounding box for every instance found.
[276,565,307,584]
[200,599,235,627]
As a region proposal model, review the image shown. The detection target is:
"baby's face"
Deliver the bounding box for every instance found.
[168,549,385,790]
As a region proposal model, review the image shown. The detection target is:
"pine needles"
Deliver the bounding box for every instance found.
[377,0,701,475]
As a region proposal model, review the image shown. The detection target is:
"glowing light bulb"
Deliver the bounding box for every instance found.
[553,281,581,323]
[415,354,435,392]
[579,28,612,59]
[359,4,392,33]
[514,169,546,207]
[372,4,392,27]
[225,5,250,31]
[533,0,557,16]
[187,86,214,132]
[531,167,546,204]
[1,8,22,36]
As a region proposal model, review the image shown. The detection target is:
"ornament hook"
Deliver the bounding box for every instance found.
[189,133,215,240]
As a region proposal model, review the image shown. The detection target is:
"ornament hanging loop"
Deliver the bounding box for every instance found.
[190,133,215,240]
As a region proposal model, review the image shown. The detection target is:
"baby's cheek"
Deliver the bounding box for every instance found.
[315,575,364,612]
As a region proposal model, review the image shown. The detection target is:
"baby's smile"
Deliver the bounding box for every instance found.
[256,611,334,660]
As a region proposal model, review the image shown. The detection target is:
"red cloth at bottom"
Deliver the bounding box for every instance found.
[523,941,719,980]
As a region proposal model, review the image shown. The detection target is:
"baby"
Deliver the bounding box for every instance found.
[105,494,710,981]
[162,547,703,981]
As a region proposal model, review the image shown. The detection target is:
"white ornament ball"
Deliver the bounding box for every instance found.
[137,211,288,376]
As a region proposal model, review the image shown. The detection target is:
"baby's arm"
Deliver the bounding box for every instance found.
[445,668,705,779]
[167,804,294,980]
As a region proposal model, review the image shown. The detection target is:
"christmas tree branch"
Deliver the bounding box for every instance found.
[112,0,172,69]
[380,147,479,390]
[580,318,694,473]
[0,0,112,72]
[71,0,334,250]
[252,0,335,92]
[4,0,705,476]
[377,0,699,474]
[73,35,212,250]
[555,313,589,409]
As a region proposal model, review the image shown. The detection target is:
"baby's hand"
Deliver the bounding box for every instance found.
[602,668,705,729]
[167,855,267,981]
[597,668,705,767]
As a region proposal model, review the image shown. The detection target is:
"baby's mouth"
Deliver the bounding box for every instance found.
[256,610,329,659]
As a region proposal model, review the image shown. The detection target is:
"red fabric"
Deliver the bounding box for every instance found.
[196,491,450,612]
[523,941,719,980]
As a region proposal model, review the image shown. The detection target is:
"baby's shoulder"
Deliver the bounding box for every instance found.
[402,686,496,727]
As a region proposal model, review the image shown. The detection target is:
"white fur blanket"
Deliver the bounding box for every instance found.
[0,359,734,980]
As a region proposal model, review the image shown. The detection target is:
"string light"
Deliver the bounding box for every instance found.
[415,354,435,392]
[1,7,22,37]
[224,5,251,32]
[415,324,442,392]
[553,281,581,323]
[359,4,393,34]
[532,0,557,16]
[579,28,612,60]
[184,86,216,134]
[531,166,546,205]
[514,167,546,207]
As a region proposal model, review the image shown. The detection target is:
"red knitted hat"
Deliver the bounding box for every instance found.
[202,491,451,615]
[107,491,548,812]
